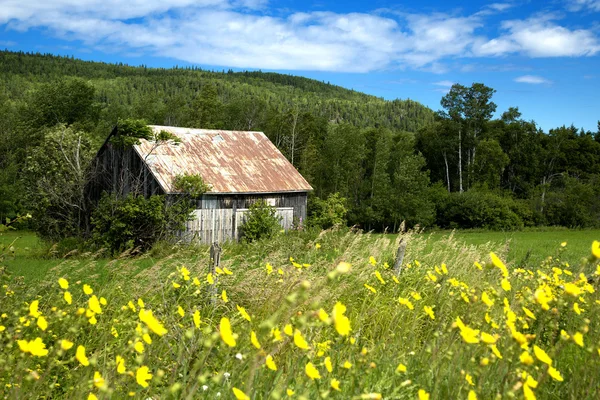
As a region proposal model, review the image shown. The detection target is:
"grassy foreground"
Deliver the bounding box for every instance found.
[1,229,600,399]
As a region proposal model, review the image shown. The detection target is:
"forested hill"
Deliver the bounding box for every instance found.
[0,50,434,133]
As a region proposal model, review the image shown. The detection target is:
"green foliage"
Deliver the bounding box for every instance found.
[110,118,153,148]
[308,193,348,229]
[240,200,281,242]
[90,193,194,254]
[172,174,211,198]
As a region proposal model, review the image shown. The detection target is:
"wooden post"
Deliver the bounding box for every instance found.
[393,238,407,276]
[209,242,221,304]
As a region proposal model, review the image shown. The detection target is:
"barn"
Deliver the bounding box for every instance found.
[89,125,312,243]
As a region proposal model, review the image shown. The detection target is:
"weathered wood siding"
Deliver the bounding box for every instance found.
[197,193,307,223]
[181,207,294,244]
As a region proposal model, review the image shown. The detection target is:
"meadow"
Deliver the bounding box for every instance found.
[1,228,600,399]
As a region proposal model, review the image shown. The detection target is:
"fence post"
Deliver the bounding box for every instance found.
[209,241,221,304]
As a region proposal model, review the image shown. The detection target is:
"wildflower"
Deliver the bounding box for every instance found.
[364,283,377,293]
[411,291,422,300]
[548,366,564,381]
[219,317,236,347]
[237,305,251,322]
[398,297,414,310]
[520,351,534,365]
[305,362,321,379]
[251,331,261,349]
[490,345,503,359]
[490,252,509,277]
[332,302,351,336]
[265,355,277,371]
[523,384,536,400]
[76,345,90,366]
[325,357,333,372]
[474,262,482,270]
[232,388,250,400]
[177,306,185,317]
[29,300,41,318]
[331,378,341,391]
[206,273,214,285]
[265,263,273,274]
[172,282,181,289]
[287,388,295,396]
[423,306,435,320]
[193,277,201,286]
[58,278,69,289]
[284,324,293,336]
[468,390,477,400]
[481,292,494,307]
[136,366,152,388]
[37,316,48,331]
[18,337,49,357]
[465,373,474,386]
[343,361,353,369]
[418,389,430,400]
[501,278,511,292]
[369,256,377,266]
[315,243,321,249]
[293,329,309,350]
[396,363,407,373]
[441,263,448,274]
[318,308,330,323]
[139,309,168,336]
[564,283,582,296]
[93,371,106,389]
[221,290,228,303]
[374,270,386,284]
[573,332,584,347]
[88,394,98,400]
[116,355,126,374]
[336,262,351,273]
[573,303,583,315]
[143,334,152,344]
[522,307,536,320]
[272,328,283,342]
[592,240,600,259]
[193,310,201,328]
[83,284,93,295]
[99,297,107,306]
[426,271,437,282]
[361,394,382,400]
[64,291,72,305]
[111,326,118,338]
[480,332,496,344]
[89,295,102,314]
[134,341,144,354]
[61,340,74,351]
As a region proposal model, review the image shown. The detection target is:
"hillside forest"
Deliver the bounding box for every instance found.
[1,50,599,241]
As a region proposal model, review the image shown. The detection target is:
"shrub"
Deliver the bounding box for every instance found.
[308,193,348,229]
[240,200,281,242]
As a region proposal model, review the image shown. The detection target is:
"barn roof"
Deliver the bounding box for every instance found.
[133,125,312,194]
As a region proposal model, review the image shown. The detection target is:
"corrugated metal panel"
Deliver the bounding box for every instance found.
[133,125,313,195]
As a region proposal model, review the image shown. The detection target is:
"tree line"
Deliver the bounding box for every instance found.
[0,50,599,240]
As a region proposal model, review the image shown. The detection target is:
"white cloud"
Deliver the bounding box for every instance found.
[514,75,552,84]
[0,1,598,73]
[566,0,600,12]
[433,80,455,87]
[474,15,600,57]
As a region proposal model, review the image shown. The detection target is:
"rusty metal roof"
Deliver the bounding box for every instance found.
[133,125,313,194]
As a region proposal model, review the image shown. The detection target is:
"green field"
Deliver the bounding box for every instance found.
[2,228,600,399]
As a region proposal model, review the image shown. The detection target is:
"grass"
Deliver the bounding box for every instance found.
[1,228,600,399]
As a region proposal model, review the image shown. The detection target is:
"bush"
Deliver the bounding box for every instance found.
[90,193,193,254]
[308,193,348,229]
[240,200,281,242]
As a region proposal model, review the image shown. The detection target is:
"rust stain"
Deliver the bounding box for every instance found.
[134,125,313,194]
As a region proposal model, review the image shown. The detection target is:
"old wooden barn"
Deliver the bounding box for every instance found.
[89,125,312,243]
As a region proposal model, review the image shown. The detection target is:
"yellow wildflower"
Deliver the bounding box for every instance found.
[573,303,583,315]
[501,278,511,292]
[219,317,236,347]
[116,355,126,374]
[592,240,600,259]
[418,389,430,400]
[93,371,106,389]
[396,363,407,373]
[61,339,74,350]
[374,270,386,284]
[305,362,321,379]
[423,306,435,320]
[411,291,422,300]
[336,262,351,273]
[522,307,536,320]
[206,273,214,285]
[29,300,41,318]
[58,278,69,289]
[221,290,228,303]
[332,302,351,336]
[232,388,250,400]
[480,332,496,344]
[237,305,251,322]
[293,329,309,350]
[520,351,534,365]
[465,373,474,386]
[523,384,536,400]
[139,309,168,336]
[468,390,477,400]
[76,345,89,366]
[251,331,261,349]
[491,344,503,359]
[172,281,181,289]
[548,366,564,382]
[573,332,584,347]
[369,256,377,266]
[325,357,333,372]
[88,394,98,400]
[343,361,353,369]
[331,378,341,391]
[83,284,93,295]
[89,295,102,314]
[481,291,494,307]
[490,252,509,277]
[177,306,185,317]
[284,324,293,336]
[134,341,144,354]
[64,291,72,305]
[398,297,414,310]
[318,308,330,323]
[37,316,48,331]
[136,366,152,388]
[364,283,377,293]
[265,354,277,371]
[193,310,201,328]
[142,334,152,345]
[533,345,552,365]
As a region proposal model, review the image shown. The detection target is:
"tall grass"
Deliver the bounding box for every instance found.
[1,228,599,399]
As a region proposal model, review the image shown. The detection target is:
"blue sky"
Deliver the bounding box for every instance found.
[1,0,599,131]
